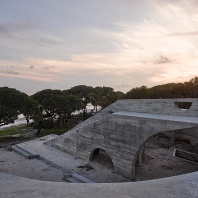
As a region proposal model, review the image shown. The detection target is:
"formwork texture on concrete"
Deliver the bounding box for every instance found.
[46,99,198,180]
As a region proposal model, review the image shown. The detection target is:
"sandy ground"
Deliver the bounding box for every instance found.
[136,136,198,181]
[0,135,198,183]
[0,148,66,182]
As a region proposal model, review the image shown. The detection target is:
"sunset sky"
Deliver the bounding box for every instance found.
[0,0,198,94]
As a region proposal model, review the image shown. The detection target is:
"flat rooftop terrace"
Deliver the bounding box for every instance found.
[113,111,198,124]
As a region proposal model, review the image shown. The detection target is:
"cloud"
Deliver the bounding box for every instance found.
[167,32,198,36]
[0,20,40,37]
[0,20,63,47]
[115,83,131,88]
[43,66,55,70]
[1,0,198,94]
[154,55,172,64]
[37,38,62,45]
[0,66,20,75]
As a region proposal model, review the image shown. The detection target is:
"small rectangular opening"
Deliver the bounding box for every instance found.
[173,149,198,164]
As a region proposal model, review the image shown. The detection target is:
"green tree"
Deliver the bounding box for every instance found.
[31,89,82,134]
[93,86,125,108]
[0,87,37,127]
[20,94,39,126]
[126,86,148,99]
[67,85,94,120]
[93,86,114,108]
[102,91,125,108]
[186,77,198,98]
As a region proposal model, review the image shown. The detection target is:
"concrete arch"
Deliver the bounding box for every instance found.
[157,132,171,139]
[131,130,177,180]
[131,128,198,180]
[131,135,153,180]
[173,128,198,147]
[89,147,115,169]
[48,98,198,181]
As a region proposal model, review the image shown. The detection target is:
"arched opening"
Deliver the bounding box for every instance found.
[133,130,198,181]
[90,148,114,170]
[174,101,192,110]
[175,137,192,145]
[155,132,171,140]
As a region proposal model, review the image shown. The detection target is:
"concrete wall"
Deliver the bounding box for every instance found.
[1,171,198,198]
[47,99,198,180]
[112,98,198,116]
[58,98,198,131]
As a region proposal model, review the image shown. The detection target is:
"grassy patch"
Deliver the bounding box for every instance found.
[0,121,78,143]
[0,125,28,137]
[0,125,32,144]
[39,123,77,137]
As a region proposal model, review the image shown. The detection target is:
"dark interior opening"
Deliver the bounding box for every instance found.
[175,137,192,145]
[174,102,192,110]
[91,148,114,169]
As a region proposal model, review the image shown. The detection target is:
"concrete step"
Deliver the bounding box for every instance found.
[72,173,94,183]
[65,177,81,183]
[62,174,80,183]
[12,145,39,159]
[39,155,94,183]
[63,173,94,183]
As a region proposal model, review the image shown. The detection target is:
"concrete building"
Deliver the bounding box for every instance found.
[46,99,198,180]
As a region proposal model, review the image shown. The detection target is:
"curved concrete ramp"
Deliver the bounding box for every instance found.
[0,171,198,198]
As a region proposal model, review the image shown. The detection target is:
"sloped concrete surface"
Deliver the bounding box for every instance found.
[113,111,198,124]
[0,171,198,198]
[12,135,130,183]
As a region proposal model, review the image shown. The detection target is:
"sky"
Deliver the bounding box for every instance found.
[0,0,198,94]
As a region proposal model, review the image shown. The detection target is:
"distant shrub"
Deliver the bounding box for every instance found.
[30,119,54,129]
[42,119,54,129]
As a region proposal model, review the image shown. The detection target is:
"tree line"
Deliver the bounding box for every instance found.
[0,85,124,134]
[125,76,198,99]
[0,76,197,134]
